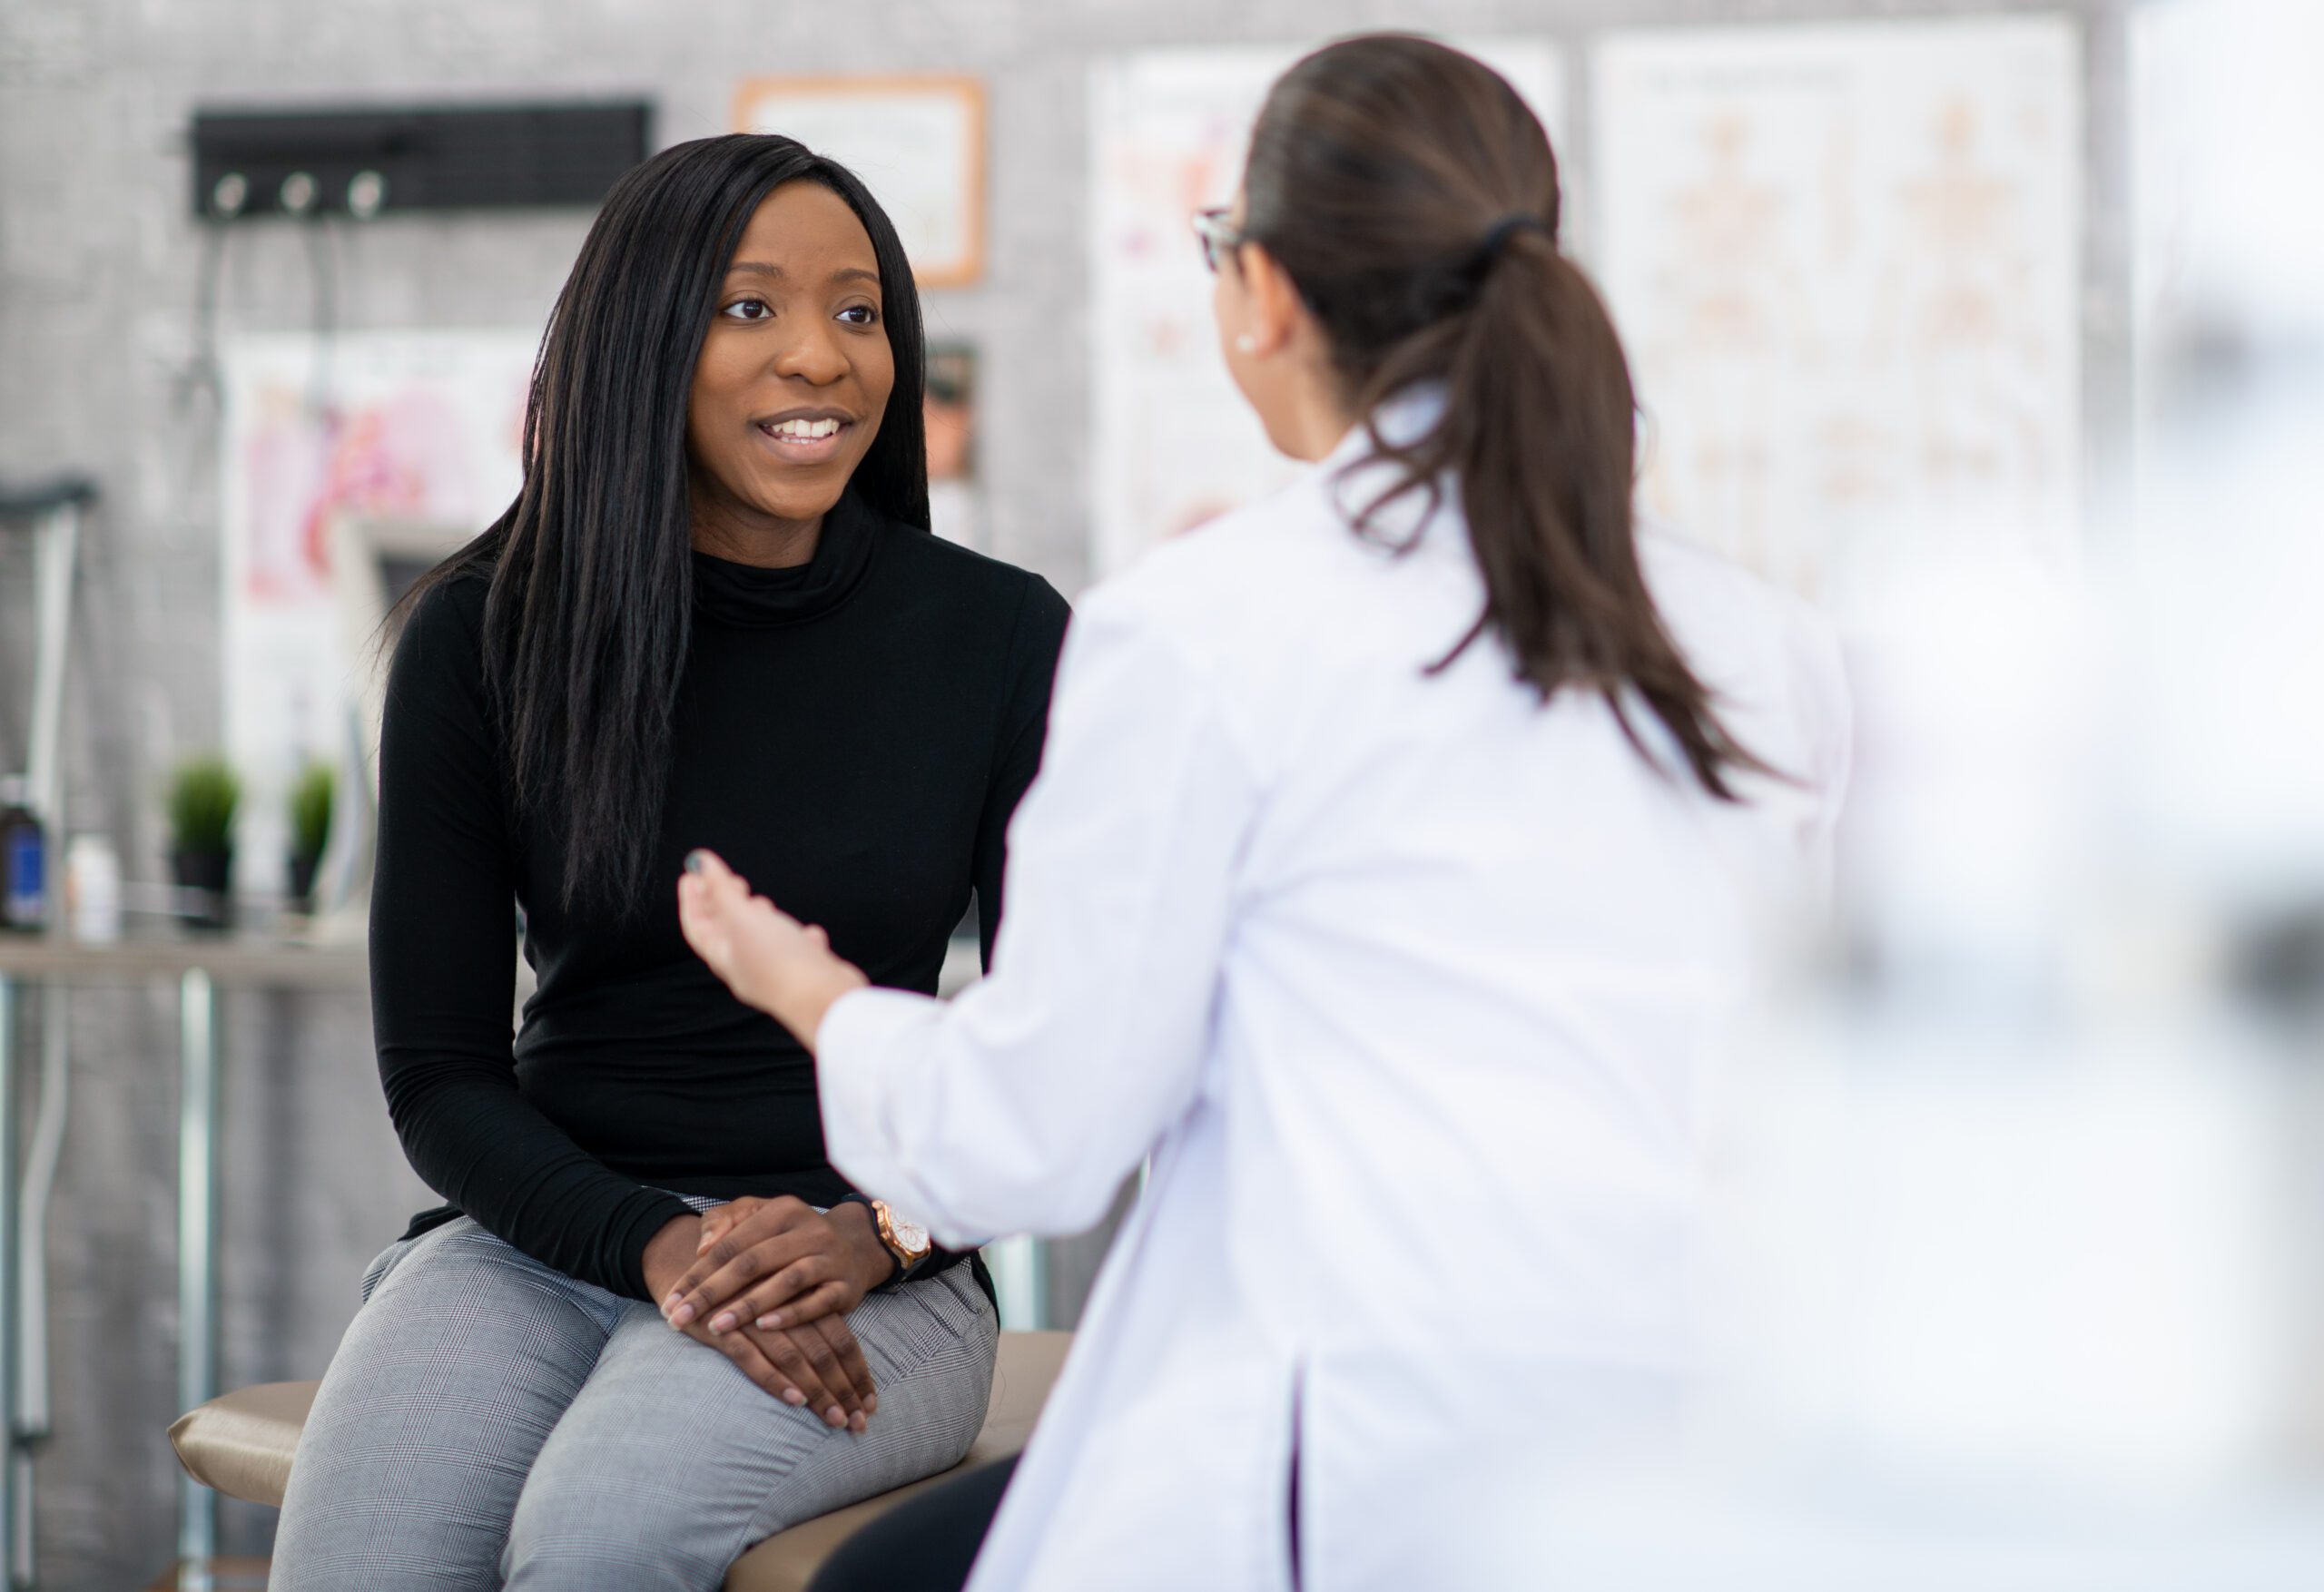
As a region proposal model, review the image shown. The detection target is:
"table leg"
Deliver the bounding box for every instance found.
[176,970,217,1590]
[11,979,66,1592]
[0,976,18,1590]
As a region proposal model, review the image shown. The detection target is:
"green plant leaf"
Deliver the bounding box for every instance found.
[165,755,241,855]
[289,761,335,860]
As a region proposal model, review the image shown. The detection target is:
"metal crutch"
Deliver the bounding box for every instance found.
[0,474,95,1591]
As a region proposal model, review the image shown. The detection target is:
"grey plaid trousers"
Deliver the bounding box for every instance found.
[269,1207,998,1590]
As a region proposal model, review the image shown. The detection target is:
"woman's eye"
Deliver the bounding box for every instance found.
[837,304,881,327]
[722,298,773,321]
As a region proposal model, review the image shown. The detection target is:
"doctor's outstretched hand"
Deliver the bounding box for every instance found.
[678,850,868,1049]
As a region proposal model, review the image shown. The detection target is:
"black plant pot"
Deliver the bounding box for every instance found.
[171,846,234,932]
[285,851,321,915]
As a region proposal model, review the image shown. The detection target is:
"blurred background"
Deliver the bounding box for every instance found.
[2,0,2320,1587]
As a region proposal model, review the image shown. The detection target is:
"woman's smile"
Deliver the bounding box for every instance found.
[752,407,858,467]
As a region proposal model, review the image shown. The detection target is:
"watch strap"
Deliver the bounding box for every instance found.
[834,1193,903,1288]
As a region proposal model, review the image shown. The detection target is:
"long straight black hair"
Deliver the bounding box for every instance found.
[1243,35,1767,798]
[401,134,928,917]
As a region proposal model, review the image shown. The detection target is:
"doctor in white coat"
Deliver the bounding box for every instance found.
[671,34,1849,1592]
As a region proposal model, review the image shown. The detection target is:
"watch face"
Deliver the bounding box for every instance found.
[890,1214,932,1257]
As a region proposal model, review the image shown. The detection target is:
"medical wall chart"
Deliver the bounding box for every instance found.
[1592,17,2083,599]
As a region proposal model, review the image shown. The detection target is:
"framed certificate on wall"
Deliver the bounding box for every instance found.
[734,75,987,288]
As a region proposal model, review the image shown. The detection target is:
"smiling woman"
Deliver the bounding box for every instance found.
[267,135,1068,1592]
[689,183,898,563]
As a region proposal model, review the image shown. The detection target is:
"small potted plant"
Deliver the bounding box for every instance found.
[285,761,334,914]
[166,755,241,931]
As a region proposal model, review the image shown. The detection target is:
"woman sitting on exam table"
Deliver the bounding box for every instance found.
[271,133,1069,1590]
[673,34,1851,1592]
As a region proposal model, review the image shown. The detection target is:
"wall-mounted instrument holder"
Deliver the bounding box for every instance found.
[190,101,653,221]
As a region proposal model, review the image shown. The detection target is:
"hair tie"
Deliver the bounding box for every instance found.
[1403,211,1556,327]
[1476,211,1551,268]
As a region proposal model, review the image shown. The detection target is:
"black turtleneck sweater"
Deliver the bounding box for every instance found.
[370,494,1070,1301]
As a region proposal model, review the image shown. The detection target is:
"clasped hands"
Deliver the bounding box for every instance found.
[645,1195,895,1432]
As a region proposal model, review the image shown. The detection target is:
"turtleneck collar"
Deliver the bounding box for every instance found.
[691,488,884,629]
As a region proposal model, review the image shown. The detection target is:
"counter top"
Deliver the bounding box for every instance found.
[0,931,369,988]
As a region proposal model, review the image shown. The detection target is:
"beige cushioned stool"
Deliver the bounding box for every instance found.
[171,1330,1069,1592]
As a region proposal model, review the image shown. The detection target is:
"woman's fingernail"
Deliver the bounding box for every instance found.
[668,1302,695,1327]
[710,1311,736,1333]
[783,1389,805,1405]
[684,850,708,875]
[757,1313,783,1330]
[826,1406,846,1426]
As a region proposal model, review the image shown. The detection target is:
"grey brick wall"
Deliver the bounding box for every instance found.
[0,1,2126,1585]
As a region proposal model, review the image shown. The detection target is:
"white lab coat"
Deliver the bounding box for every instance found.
[818,405,1851,1591]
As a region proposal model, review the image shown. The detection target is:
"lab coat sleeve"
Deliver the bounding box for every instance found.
[817,584,1258,1244]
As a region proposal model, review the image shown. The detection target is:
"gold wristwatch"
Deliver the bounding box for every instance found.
[865,1199,933,1283]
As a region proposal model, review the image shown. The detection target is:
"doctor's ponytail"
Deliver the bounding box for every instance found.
[1242,35,1768,799]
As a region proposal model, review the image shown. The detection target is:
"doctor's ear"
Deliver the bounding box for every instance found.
[1233,241,1306,360]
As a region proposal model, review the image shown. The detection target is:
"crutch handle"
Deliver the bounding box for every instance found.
[0,478,97,518]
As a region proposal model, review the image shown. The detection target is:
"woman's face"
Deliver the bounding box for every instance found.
[686,180,894,535]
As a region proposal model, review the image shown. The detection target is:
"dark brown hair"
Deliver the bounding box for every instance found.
[1243,34,1766,798]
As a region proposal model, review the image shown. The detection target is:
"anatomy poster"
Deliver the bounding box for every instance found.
[220,330,535,889]
[1088,40,1565,579]
[1591,18,2082,598]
